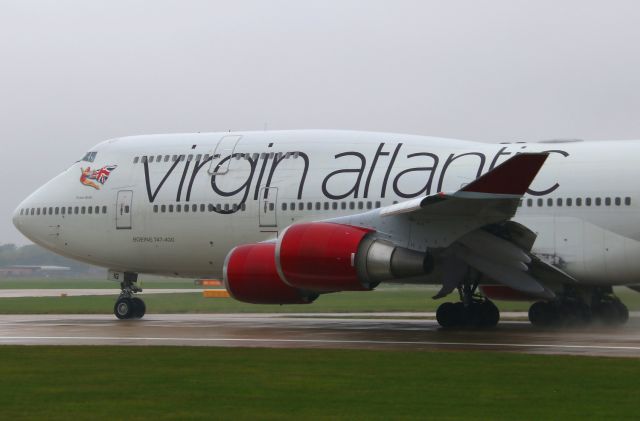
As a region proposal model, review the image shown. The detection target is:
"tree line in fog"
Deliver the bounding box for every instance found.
[0,243,96,272]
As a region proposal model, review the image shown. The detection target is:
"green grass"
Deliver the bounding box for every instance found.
[0,285,639,314]
[0,346,637,420]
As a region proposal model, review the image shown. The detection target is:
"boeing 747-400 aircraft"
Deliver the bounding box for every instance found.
[12,130,640,328]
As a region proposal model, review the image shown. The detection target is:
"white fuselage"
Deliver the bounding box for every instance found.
[13,130,640,285]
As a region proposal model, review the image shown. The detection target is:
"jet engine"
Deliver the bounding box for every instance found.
[223,243,317,304]
[275,222,433,292]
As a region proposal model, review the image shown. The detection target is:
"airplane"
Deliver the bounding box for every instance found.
[12,130,640,328]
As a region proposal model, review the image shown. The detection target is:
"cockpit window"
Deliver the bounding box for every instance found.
[81,151,98,162]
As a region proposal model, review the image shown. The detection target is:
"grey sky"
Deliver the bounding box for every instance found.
[2,0,640,244]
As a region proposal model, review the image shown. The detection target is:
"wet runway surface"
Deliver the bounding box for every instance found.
[1,313,640,357]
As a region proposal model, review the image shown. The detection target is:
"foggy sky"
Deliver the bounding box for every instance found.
[2,0,640,244]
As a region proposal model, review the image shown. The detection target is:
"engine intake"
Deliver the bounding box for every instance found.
[223,243,317,304]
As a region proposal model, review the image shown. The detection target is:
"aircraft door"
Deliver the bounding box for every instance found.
[116,190,133,230]
[208,135,242,175]
[259,187,278,228]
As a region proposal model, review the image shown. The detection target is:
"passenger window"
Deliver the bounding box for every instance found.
[224,204,230,211]
[172,155,178,162]
[31,208,35,215]
[37,208,41,215]
[200,204,205,212]
[625,197,632,206]
[216,204,222,212]
[547,198,553,207]
[192,204,197,212]
[61,207,66,215]
[169,205,174,212]
[241,203,246,211]
[566,198,572,206]
[595,198,601,206]
[149,156,154,163]
[324,202,330,210]
[43,208,47,215]
[307,202,312,210]
[615,197,621,206]
[605,197,611,206]
[269,203,275,211]
[102,206,107,214]
[180,155,185,161]
[196,154,202,161]
[133,157,139,164]
[184,205,189,213]
[536,198,542,207]
[176,204,182,212]
[586,198,592,206]
[69,207,73,214]
[298,203,304,211]
[375,201,381,208]
[208,204,214,212]
[315,202,321,210]
[187,155,193,161]
[125,206,130,213]
[282,203,287,211]
[164,155,170,162]
[527,199,533,207]
[557,198,562,207]
[332,202,338,210]
[366,201,372,209]
[203,154,210,161]
[161,205,166,213]
[358,202,364,210]
[340,202,346,210]
[576,198,582,206]
[88,207,93,214]
[81,207,86,214]
[153,205,158,213]
[156,155,161,162]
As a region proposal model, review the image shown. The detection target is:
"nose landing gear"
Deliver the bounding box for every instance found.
[114,272,146,320]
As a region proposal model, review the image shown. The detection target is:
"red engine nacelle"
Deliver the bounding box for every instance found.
[223,243,317,304]
[480,285,539,302]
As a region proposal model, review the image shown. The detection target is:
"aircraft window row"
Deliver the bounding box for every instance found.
[519,197,632,208]
[133,152,302,164]
[19,205,108,216]
[153,203,248,213]
[281,201,382,211]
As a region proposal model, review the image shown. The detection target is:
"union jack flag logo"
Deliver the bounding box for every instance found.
[80,165,117,189]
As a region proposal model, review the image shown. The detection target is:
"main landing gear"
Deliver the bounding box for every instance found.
[436,272,500,328]
[528,287,628,327]
[114,272,146,320]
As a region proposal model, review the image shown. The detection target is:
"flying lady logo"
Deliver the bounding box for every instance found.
[80,165,117,190]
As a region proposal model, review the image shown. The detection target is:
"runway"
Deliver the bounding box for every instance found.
[1,313,640,357]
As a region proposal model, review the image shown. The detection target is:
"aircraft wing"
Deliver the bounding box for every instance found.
[330,152,567,300]
[380,152,549,223]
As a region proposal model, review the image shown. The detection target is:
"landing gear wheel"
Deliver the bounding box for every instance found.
[529,301,558,327]
[478,300,500,327]
[436,302,460,328]
[114,298,134,320]
[131,297,146,319]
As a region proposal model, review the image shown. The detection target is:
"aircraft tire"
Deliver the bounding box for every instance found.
[114,297,134,320]
[478,300,500,327]
[528,301,557,327]
[436,302,460,328]
[131,297,146,319]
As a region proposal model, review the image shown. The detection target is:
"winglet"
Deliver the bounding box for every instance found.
[461,153,549,195]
